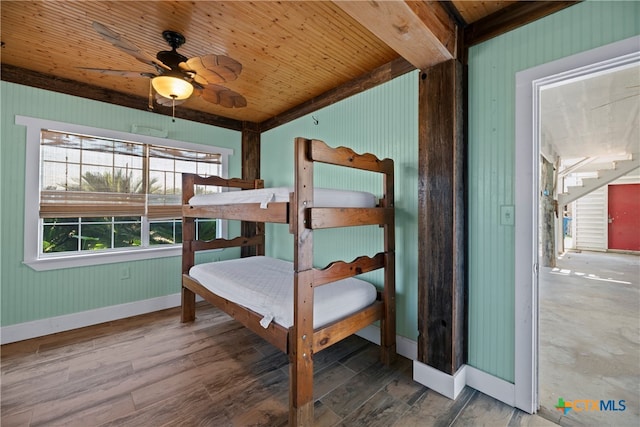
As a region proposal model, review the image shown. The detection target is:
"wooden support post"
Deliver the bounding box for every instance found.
[241,122,261,257]
[417,59,466,375]
[290,137,315,426]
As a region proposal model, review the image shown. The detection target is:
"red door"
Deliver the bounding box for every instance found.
[608,183,640,251]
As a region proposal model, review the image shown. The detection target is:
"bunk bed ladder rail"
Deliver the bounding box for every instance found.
[304,137,396,364]
[290,138,315,425]
[289,137,396,425]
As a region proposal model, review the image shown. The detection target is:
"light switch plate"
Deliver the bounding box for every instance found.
[500,205,515,226]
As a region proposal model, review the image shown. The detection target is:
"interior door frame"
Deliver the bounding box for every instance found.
[513,35,640,413]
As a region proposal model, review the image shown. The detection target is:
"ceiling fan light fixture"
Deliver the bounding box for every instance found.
[151,75,193,100]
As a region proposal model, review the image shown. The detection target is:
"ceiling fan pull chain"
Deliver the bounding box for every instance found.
[172,96,176,122]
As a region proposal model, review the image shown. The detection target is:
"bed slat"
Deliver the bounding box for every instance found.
[184,203,288,223]
[190,235,265,251]
[313,253,386,286]
[191,175,263,189]
[313,301,383,353]
[307,207,393,228]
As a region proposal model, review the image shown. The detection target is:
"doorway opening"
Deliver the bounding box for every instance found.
[536,58,640,424]
[513,35,640,416]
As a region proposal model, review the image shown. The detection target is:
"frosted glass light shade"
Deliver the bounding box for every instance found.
[152,75,194,100]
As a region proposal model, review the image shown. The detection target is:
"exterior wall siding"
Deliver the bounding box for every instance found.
[574,187,608,252]
[467,0,639,381]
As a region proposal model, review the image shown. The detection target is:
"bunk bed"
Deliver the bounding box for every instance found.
[181,137,396,426]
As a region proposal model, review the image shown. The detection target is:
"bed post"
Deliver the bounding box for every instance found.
[181,173,197,323]
[253,179,266,256]
[381,163,397,365]
[290,137,315,426]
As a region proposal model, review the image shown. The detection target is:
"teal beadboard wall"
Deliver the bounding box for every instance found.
[261,71,419,340]
[0,83,242,326]
[467,0,639,382]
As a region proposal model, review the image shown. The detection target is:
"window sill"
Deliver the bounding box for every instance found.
[24,246,182,271]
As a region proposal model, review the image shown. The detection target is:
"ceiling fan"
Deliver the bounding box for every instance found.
[82,21,247,113]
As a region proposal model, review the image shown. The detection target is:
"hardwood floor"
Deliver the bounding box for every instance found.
[1,303,556,426]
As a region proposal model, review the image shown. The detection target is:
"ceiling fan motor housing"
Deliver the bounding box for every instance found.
[163,30,185,49]
[157,31,188,70]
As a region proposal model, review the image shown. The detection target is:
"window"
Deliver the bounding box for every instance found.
[17,116,233,270]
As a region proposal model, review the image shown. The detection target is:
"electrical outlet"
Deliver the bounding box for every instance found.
[120,266,130,280]
[500,205,515,226]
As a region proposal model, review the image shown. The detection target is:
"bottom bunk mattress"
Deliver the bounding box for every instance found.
[188,256,377,329]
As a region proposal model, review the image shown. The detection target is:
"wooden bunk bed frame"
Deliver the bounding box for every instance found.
[181,137,396,426]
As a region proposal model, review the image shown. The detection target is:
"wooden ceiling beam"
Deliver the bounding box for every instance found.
[2,58,415,134]
[0,64,245,131]
[260,57,415,132]
[464,1,582,47]
[332,0,458,70]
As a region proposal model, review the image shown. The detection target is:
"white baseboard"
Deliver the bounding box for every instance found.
[413,360,467,399]
[413,359,516,408]
[465,364,516,407]
[0,293,183,345]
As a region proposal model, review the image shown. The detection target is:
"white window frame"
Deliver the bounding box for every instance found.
[17,115,233,271]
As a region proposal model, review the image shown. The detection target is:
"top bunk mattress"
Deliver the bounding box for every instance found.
[188,256,377,329]
[188,187,376,208]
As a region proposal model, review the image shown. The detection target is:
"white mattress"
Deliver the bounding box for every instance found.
[189,256,377,329]
[188,187,376,208]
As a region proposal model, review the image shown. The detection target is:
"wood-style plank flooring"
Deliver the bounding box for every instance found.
[1,303,557,426]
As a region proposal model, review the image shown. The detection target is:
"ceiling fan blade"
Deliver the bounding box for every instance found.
[78,67,156,78]
[181,54,242,86]
[200,84,247,108]
[92,21,170,71]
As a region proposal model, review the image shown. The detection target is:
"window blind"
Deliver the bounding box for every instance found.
[39,130,221,219]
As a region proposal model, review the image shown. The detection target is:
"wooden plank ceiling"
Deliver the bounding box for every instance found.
[1,1,578,129]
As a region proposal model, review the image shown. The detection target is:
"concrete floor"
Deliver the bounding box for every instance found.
[538,251,640,426]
